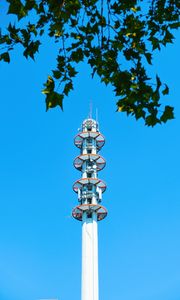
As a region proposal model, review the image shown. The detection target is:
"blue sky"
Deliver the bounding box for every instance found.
[0,2,180,300]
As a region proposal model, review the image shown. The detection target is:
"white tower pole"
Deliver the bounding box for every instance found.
[82,212,98,300]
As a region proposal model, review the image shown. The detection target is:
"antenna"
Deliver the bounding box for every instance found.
[89,100,93,119]
[96,108,98,123]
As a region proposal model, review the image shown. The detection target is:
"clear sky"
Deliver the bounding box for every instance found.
[0,3,180,300]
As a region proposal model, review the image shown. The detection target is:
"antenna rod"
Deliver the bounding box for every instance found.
[89,100,93,119]
[96,108,98,123]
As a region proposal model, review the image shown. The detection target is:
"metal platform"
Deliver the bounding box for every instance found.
[74,131,105,149]
[72,204,108,221]
[73,178,107,193]
[74,153,106,171]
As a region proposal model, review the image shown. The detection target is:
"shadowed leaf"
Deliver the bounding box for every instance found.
[0,52,10,63]
[160,106,174,123]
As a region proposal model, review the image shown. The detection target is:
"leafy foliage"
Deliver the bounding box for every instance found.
[0,0,179,126]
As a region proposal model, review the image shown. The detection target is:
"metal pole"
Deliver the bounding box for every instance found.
[82,212,99,300]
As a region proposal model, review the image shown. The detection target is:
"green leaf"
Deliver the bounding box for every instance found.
[7,0,26,20]
[28,24,37,36]
[23,40,41,59]
[24,0,37,11]
[169,22,180,29]
[162,84,169,95]
[71,48,84,63]
[160,106,174,123]
[0,34,12,45]
[145,115,160,127]
[101,77,110,86]
[45,92,64,111]
[39,29,44,36]
[152,90,160,101]
[149,37,161,51]
[42,76,55,94]
[21,29,30,45]
[63,81,73,96]
[67,65,78,77]
[0,52,10,63]
[156,75,161,89]
[163,29,174,45]
[7,23,21,42]
[144,52,152,65]
[135,107,146,120]
[53,70,61,79]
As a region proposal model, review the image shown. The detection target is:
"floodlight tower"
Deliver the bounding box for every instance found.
[72,118,107,300]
